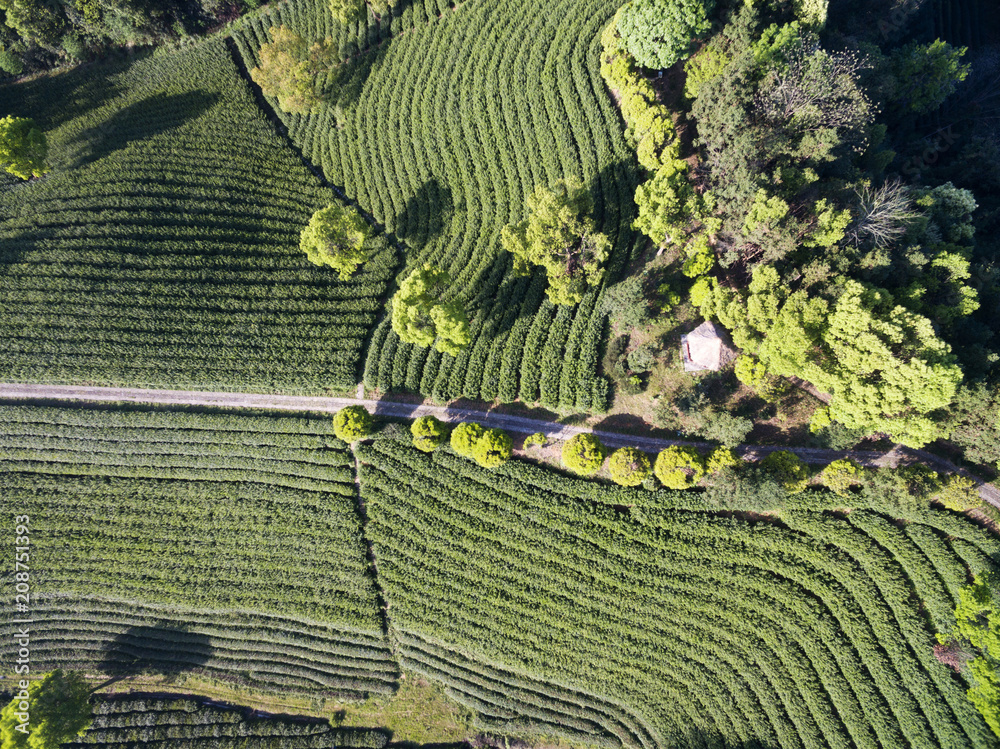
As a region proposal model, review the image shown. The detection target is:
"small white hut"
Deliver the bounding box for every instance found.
[681,320,736,372]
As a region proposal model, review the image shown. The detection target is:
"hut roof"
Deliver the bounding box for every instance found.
[681,320,737,372]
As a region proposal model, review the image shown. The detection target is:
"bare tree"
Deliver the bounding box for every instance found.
[848,179,919,247]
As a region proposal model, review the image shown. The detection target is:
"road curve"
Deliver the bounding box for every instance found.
[1,382,997,509]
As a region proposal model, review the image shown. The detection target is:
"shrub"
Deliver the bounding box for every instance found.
[935,475,980,512]
[474,429,513,468]
[334,406,374,443]
[0,116,48,180]
[561,434,606,476]
[761,451,810,494]
[821,458,863,496]
[627,344,656,373]
[450,422,486,458]
[608,447,652,486]
[411,416,449,452]
[524,432,548,448]
[654,446,705,489]
[0,47,24,75]
[705,446,740,473]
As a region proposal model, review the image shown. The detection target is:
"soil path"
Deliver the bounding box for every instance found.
[2,382,997,508]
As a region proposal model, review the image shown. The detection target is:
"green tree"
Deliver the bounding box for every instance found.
[391,264,471,356]
[249,26,335,114]
[761,450,810,493]
[473,428,512,468]
[705,446,740,473]
[654,446,705,489]
[945,385,1000,470]
[0,116,48,180]
[821,458,862,496]
[0,46,23,75]
[1,669,93,749]
[561,433,606,476]
[501,179,610,306]
[945,576,1000,737]
[450,422,485,458]
[333,405,374,443]
[617,0,715,70]
[410,415,448,452]
[935,474,980,512]
[300,202,372,280]
[0,0,65,46]
[330,0,365,23]
[608,447,652,486]
[887,40,969,115]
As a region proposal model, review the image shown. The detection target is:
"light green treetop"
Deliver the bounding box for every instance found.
[300,202,372,280]
[0,116,48,180]
[391,264,471,356]
[501,179,610,306]
[1,670,93,749]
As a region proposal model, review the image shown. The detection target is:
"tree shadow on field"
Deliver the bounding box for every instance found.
[393,178,454,246]
[60,91,219,170]
[96,622,214,688]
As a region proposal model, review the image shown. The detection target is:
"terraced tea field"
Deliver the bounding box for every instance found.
[0,405,396,699]
[233,0,641,408]
[0,39,394,394]
[358,436,1000,749]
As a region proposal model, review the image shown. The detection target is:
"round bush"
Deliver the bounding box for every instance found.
[333,406,374,443]
[524,432,548,448]
[821,458,863,497]
[450,422,485,458]
[608,447,652,486]
[761,450,811,494]
[654,446,705,489]
[561,434,606,476]
[474,429,513,468]
[411,415,449,452]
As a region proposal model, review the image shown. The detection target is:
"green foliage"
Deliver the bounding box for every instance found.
[633,160,714,249]
[334,405,374,443]
[249,26,335,114]
[0,115,47,179]
[524,432,548,448]
[411,415,449,453]
[793,0,827,28]
[601,275,651,331]
[608,447,651,486]
[934,475,981,513]
[0,46,24,75]
[653,445,705,489]
[501,180,610,306]
[683,42,728,99]
[330,0,365,23]
[627,343,656,373]
[947,576,1000,738]
[760,450,810,493]
[473,428,513,469]
[887,40,970,115]
[300,202,372,280]
[705,446,740,473]
[617,0,716,70]
[945,385,1000,470]
[0,41,392,394]
[1,670,91,749]
[821,458,863,497]
[391,264,471,356]
[734,354,784,402]
[561,433,606,476]
[450,422,486,458]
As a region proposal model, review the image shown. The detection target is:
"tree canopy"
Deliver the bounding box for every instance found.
[1,669,93,749]
[300,202,372,280]
[617,0,715,70]
[501,179,610,306]
[391,264,471,356]
[0,115,47,180]
[608,447,652,486]
[411,415,449,452]
[333,406,374,443]
[249,26,334,115]
[561,433,606,476]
